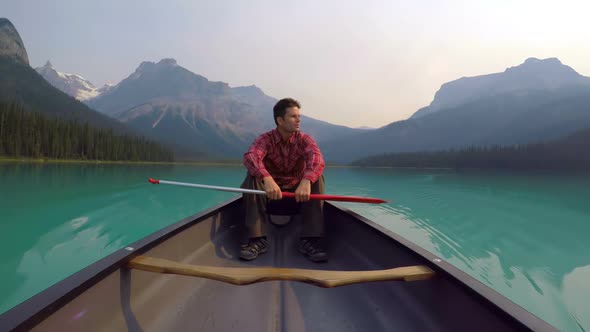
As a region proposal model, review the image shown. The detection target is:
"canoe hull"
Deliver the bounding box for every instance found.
[1,198,557,331]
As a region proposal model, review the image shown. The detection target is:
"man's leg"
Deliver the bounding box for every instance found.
[241,173,268,238]
[298,175,328,262]
[300,175,325,237]
[240,173,269,260]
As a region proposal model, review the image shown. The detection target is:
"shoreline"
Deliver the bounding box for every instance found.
[0,157,454,170]
[7,157,576,172]
[0,157,241,166]
[2,158,589,181]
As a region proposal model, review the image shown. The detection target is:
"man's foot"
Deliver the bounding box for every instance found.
[239,237,268,261]
[298,238,328,262]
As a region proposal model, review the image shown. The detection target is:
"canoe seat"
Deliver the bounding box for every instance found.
[127,256,435,288]
[266,198,301,216]
[266,198,301,226]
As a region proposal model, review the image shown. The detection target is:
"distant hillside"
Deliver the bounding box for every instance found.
[322,58,590,163]
[352,125,590,170]
[0,103,173,161]
[116,99,255,158]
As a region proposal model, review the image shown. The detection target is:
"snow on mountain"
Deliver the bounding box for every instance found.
[35,61,113,101]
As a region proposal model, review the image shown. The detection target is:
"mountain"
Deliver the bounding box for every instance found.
[0,18,29,65]
[230,84,365,144]
[89,59,363,159]
[0,56,131,134]
[88,58,230,116]
[321,58,590,163]
[88,59,261,158]
[230,84,276,109]
[34,61,110,101]
[411,57,590,119]
[0,18,130,134]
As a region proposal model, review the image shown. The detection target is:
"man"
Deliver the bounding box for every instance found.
[240,98,327,262]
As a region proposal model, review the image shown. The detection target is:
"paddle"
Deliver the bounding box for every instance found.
[129,255,434,287]
[148,178,389,204]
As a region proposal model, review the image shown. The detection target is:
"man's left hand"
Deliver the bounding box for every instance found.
[295,179,311,202]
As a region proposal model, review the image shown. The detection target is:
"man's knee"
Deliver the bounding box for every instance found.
[311,175,325,194]
[241,174,264,190]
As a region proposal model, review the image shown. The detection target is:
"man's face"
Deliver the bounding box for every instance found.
[278,107,301,133]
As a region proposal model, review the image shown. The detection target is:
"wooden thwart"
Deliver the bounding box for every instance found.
[128,256,435,288]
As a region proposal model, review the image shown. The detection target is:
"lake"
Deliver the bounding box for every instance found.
[0,162,588,331]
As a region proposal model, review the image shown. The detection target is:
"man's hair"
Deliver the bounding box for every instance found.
[273,98,301,125]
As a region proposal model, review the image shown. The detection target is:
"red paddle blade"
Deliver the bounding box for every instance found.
[281,192,388,204]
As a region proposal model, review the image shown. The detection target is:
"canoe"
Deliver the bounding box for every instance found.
[0,197,557,331]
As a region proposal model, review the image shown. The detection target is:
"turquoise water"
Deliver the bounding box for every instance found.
[0,163,589,331]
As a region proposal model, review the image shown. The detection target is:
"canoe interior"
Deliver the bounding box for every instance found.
[7,198,555,332]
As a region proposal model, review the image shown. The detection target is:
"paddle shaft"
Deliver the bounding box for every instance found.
[148,178,388,204]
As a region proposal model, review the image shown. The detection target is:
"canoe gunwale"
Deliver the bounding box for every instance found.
[329,204,558,332]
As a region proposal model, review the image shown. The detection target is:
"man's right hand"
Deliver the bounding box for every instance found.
[263,176,282,200]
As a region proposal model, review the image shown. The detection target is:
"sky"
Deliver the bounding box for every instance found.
[2,0,590,128]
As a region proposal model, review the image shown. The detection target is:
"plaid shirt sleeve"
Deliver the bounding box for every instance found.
[243,133,271,180]
[302,134,325,183]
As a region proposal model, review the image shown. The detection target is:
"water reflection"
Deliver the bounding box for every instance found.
[0,162,242,315]
[326,167,590,332]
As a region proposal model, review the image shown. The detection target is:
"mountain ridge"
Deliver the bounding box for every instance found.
[411,57,590,119]
[34,61,113,101]
[0,18,29,65]
[321,82,590,163]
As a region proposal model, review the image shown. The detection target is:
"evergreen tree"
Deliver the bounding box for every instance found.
[0,103,174,162]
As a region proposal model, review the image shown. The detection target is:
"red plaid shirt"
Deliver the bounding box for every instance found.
[244,129,325,188]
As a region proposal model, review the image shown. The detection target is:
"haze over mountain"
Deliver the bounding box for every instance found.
[87,58,363,159]
[321,58,590,163]
[24,52,590,164]
[6,15,589,165]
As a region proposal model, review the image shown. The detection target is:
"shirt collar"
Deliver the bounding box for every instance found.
[272,128,296,144]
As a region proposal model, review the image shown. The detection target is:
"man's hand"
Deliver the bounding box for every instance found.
[295,179,311,202]
[263,176,282,200]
